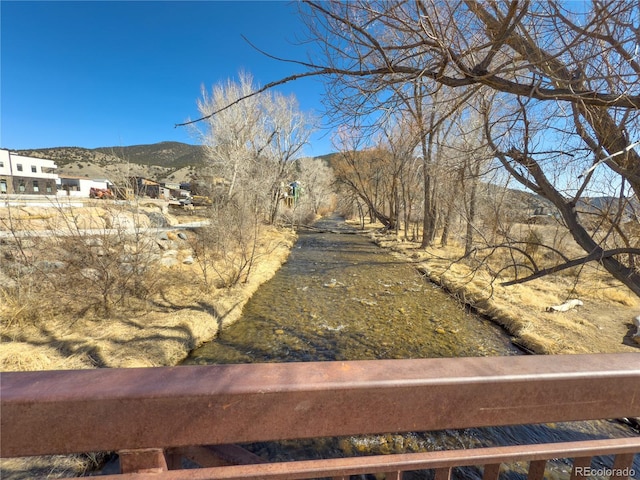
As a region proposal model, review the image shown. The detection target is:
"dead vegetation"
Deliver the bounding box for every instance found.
[0,204,296,372]
[0,202,297,479]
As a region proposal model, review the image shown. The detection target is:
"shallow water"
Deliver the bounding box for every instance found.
[185,216,639,480]
[187,216,521,363]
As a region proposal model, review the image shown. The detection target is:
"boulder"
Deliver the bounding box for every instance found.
[159,257,179,268]
[36,260,66,270]
[144,211,168,228]
[80,268,101,281]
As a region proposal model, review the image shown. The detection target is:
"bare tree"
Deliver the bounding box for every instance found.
[296,156,336,216]
[196,72,313,225]
[259,93,314,224]
[179,1,640,296]
[331,125,401,229]
[196,72,261,200]
[298,1,640,296]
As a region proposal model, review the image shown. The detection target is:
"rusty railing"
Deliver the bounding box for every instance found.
[1,353,639,479]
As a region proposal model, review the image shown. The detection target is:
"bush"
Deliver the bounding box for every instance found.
[0,204,168,322]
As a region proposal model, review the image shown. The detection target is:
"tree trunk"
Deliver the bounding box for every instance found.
[464,172,478,256]
[440,199,455,246]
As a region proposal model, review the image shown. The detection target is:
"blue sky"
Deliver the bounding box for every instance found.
[1,1,333,156]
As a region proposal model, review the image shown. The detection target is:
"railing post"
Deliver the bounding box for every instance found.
[118,448,168,473]
[570,457,592,480]
[611,453,636,480]
[482,463,501,480]
[435,467,452,480]
[527,459,547,480]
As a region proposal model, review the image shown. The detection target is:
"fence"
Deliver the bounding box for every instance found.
[2,353,639,479]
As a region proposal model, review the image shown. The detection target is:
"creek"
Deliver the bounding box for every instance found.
[184,215,639,480]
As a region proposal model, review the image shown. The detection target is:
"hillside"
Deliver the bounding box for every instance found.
[94,142,208,169]
[16,142,207,184]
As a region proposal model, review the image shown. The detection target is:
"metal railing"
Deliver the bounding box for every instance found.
[2,353,639,479]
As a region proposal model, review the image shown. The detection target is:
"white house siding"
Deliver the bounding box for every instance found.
[0,149,59,195]
[0,150,11,194]
[58,177,111,198]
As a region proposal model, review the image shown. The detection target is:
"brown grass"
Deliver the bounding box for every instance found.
[0,207,296,478]
[0,225,295,371]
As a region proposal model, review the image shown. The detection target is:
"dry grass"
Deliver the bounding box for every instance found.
[357,220,640,355]
[0,454,108,480]
[0,225,295,371]
[0,207,296,478]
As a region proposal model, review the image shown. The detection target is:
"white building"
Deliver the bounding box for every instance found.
[0,149,59,195]
[58,176,112,198]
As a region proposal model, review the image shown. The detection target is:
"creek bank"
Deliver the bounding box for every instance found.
[361,224,640,356]
[0,218,296,479]
[0,210,296,371]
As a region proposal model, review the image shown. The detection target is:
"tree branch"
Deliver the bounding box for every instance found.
[501,247,640,287]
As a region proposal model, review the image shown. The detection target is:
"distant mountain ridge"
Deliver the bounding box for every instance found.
[15,142,208,184]
[17,141,207,169]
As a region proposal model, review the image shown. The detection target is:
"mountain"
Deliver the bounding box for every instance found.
[94,142,208,169]
[577,196,639,222]
[16,142,208,184]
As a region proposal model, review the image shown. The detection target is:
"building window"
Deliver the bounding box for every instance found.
[0,180,7,193]
[18,181,25,192]
[16,164,23,172]
[33,180,39,192]
[46,184,52,193]
[0,161,4,168]
[31,165,37,173]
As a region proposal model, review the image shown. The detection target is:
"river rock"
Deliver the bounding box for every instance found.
[80,268,101,281]
[36,260,66,270]
[120,263,147,275]
[159,257,179,268]
[84,237,103,247]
